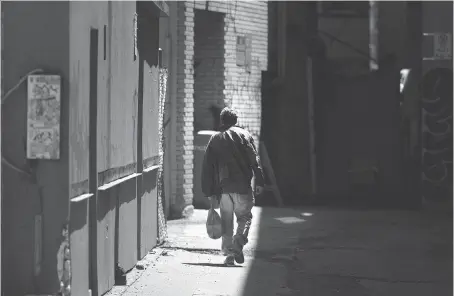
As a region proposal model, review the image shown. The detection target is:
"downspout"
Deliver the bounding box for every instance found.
[167,2,178,215]
[277,1,286,80]
[369,0,379,71]
[0,2,3,294]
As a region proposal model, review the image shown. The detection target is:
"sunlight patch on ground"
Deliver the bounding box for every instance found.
[301,212,313,217]
[274,217,306,224]
[251,207,263,228]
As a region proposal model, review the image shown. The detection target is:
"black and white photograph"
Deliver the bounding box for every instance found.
[0,1,452,296]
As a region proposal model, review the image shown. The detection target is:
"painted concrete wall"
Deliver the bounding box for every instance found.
[170,0,268,217]
[2,2,70,295]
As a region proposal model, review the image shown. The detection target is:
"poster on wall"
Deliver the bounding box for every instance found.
[27,75,61,159]
[434,33,452,59]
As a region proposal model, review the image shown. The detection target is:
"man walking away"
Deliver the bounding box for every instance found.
[202,107,265,266]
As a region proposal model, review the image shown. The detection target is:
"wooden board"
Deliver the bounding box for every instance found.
[95,187,117,296]
[116,175,139,273]
[139,167,158,258]
[70,194,91,296]
[259,142,284,207]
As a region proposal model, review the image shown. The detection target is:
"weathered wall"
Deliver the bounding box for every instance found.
[69,1,140,194]
[2,2,70,295]
[171,0,268,216]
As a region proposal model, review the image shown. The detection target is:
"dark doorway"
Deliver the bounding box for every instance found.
[193,9,226,132]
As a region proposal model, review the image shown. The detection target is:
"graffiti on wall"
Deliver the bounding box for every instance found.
[421,68,453,201]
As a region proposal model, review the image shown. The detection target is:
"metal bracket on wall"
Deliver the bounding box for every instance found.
[34,214,43,277]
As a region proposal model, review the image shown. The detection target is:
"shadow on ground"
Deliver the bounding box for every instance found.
[183,262,243,268]
[240,205,453,296]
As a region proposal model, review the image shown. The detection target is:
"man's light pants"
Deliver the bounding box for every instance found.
[219,191,254,256]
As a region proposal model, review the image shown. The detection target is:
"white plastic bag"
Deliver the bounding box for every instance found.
[206,207,222,240]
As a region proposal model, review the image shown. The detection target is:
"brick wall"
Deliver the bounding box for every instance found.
[209,1,268,143]
[172,1,268,216]
[173,1,195,216]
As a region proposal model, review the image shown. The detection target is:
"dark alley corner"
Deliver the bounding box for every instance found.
[1,1,453,296]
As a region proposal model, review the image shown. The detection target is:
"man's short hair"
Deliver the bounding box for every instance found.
[220,107,238,127]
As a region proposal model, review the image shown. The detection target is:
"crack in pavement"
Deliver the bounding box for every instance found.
[160,245,301,259]
[160,246,222,255]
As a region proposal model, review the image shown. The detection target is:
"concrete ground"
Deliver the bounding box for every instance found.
[105,206,452,296]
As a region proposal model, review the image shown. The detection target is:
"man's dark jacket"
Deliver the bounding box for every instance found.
[202,125,265,197]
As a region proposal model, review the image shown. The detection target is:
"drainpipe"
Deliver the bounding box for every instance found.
[167,2,178,214]
[277,1,286,81]
[0,1,2,294]
[305,2,318,198]
[409,2,423,207]
[369,1,379,71]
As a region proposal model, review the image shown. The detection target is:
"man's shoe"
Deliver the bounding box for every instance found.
[232,240,245,264]
[233,250,244,264]
[224,255,235,266]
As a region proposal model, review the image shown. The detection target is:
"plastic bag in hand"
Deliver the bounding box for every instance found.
[206,207,222,240]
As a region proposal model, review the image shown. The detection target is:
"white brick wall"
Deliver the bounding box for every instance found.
[212,1,268,143]
[174,1,195,215]
[172,1,268,215]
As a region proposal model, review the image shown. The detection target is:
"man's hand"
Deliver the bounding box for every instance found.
[209,196,220,209]
[255,185,264,196]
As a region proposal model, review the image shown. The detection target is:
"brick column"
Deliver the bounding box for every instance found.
[172,1,195,218]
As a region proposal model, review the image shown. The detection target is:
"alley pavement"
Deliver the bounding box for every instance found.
[105,205,452,296]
